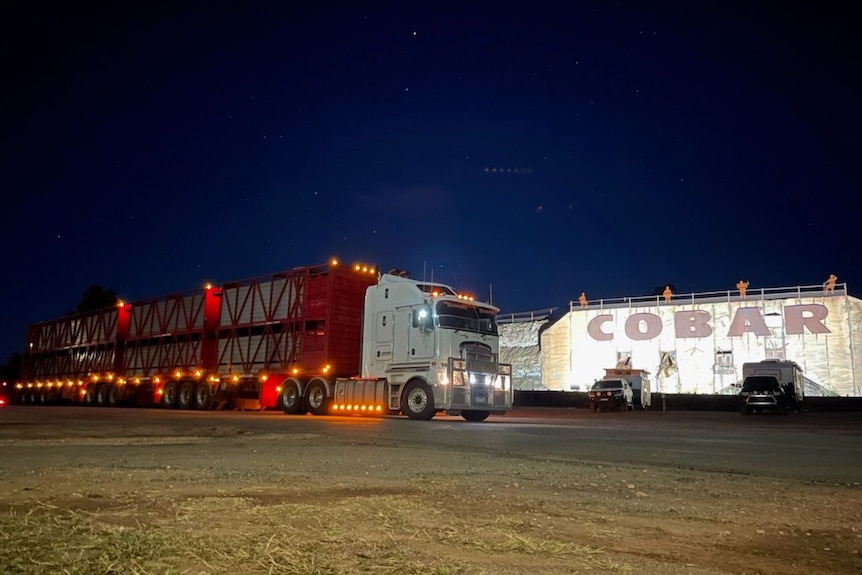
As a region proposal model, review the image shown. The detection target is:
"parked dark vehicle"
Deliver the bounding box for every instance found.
[588,378,634,412]
[742,359,804,411]
[739,375,788,415]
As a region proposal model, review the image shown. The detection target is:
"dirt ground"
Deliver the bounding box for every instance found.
[0,412,860,575]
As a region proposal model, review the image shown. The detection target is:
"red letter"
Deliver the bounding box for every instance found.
[675,310,713,338]
[625,313,662,341]
[727,307,770,337]
[785,304,830,335]
[588,314,613,341]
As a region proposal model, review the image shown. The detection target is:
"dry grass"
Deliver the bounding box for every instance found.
[0,490,623,575]
[2,440,859,575]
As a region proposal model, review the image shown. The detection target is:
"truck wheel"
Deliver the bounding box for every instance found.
[401,380,435,420]
[107,384,119,407]
[161,381,178,409]
[177,381,195,410]
[193,382,214,410]
[95,383,108,406]
[305,379,330,416]
[461,410,490,422]
[278,380,304,415]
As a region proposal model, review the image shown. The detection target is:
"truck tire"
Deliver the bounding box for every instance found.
[278,380,304,415]
[161,381,178,409]
[401,380,435,420]
[305,379,330,416]
[95,383,109,407]
[461,410,490,422]
[193,382,214,410]
[177,381,195,410]
[107,384,119,407]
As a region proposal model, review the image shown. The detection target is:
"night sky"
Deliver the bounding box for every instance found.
[2,2,859,360]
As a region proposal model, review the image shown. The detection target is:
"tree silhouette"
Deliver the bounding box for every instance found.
[67,285,119,315]
[1,352,21,383]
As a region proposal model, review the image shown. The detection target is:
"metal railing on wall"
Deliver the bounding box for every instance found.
[497,309,558,324]
[567,283,849,313]
[497,283,848,323]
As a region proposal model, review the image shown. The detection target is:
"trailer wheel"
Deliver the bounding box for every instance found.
[161,381,178,409]
[305,379,330,416]
[461,410,490,422]
[107,384,119,407]
[278,380,304,415]
[177,381,195,410]
[401,380,435,420]
[193,382,214,410]
[95,383,109,406]
[83,387,95,405]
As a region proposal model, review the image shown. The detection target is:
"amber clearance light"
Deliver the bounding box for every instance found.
[352,262,376,275]
[332,403,383,413]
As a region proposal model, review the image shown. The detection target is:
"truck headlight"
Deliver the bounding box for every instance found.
[437,368,449,386]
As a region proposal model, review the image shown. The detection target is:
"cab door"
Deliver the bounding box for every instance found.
[407,305,436,361]
[393,305,435,363]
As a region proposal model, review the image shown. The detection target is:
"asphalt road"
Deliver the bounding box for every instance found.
[1,405,860,484]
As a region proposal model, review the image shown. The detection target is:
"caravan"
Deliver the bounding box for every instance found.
[739,360,805,414]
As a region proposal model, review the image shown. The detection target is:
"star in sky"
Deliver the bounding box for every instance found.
[0,2,859,362]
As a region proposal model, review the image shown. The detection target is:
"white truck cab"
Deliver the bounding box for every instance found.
[334,274,513,421]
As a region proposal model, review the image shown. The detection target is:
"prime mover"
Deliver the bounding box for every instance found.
[15,260,512,421]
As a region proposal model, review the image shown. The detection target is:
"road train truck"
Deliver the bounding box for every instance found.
[15,260,512,421]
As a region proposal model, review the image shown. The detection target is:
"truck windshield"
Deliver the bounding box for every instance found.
[592,380,624,390]
[742,376,781,393]
[435,301,498,335]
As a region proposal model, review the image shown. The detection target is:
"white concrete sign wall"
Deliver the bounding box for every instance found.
[533,293,861,396]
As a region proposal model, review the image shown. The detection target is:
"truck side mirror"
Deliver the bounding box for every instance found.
[413,306,434,334]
